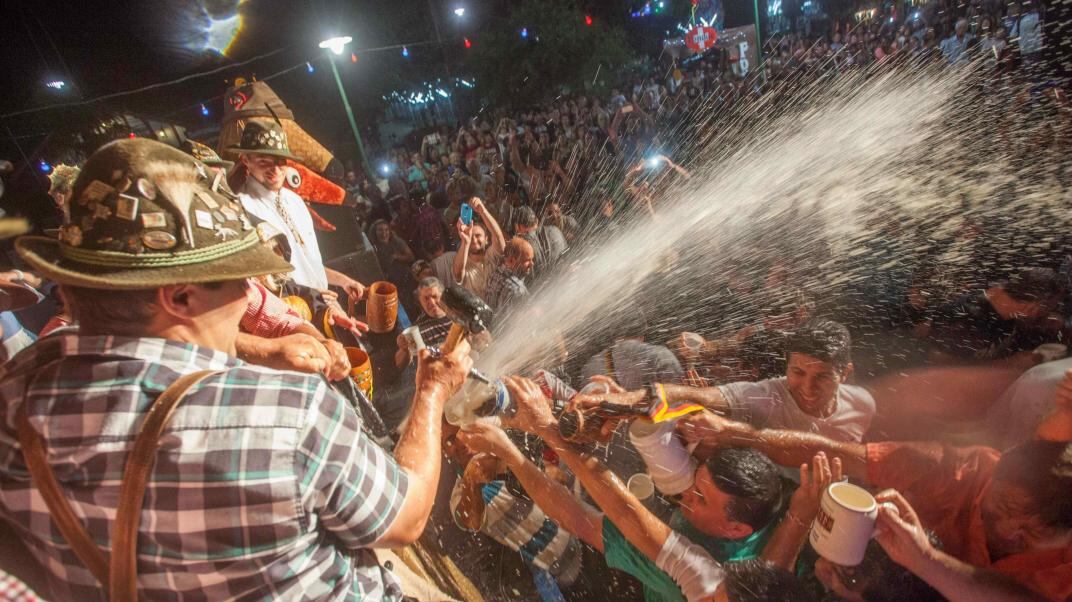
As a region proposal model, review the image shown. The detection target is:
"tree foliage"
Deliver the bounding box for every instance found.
[466,0,634,107]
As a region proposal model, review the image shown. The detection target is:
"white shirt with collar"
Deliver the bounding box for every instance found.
[239,177,328,290]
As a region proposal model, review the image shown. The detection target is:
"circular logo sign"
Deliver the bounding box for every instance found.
[685,26,718,52]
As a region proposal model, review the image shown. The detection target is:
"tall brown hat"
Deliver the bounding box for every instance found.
[227,118,299,160]
[218,80,337,174]
[16,138,293,289]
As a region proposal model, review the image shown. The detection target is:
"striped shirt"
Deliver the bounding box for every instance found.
[450,479,583,585]
[416,314,453,348]
[0,332,409,601]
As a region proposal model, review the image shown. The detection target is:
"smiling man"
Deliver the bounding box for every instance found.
[579,320,875,446]
[233,119,367,304]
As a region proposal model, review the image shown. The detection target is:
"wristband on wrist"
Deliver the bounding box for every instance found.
[784,511,810,530]
[648,382,667,405]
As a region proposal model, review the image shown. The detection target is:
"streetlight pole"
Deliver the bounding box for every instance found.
[320,37,374,179]
[752,0,767,82]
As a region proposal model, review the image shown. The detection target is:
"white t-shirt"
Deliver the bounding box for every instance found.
[581,339,683,392]
[240,178,328,290]
[983,357,1071,450]
[718,377,875,443]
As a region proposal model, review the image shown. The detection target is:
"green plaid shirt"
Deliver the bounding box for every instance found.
[0,331,409,601]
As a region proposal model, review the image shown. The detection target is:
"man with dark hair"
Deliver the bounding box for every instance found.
[724,559,815,602]
[457,419,788,600]
[924,267,1063,365]
[578,320,875,446]
[457,381,812,602]
[514,205,567,277]
[0,139,474,600]
[677,390,1072,600]
[451,196,507,298]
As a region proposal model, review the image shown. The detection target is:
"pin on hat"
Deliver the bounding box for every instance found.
[228,114,299,161]
[15,138,293,290]
[182,138,235,171]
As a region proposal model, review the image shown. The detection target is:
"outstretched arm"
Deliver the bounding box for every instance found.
[452,219,472,284]
[874,490,1046,602]
[375,341,473,547]
[677,411,869,480]
[470,196,505,253]
[500,376,672,560]
[458,422,604,550]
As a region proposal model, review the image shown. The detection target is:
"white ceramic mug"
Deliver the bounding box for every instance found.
[629,419,697,496]
[809,482,878,566]
[402,326,425,354]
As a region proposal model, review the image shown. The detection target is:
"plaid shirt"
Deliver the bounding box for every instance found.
[241,279,306,339]
[0,331,409,601]
[484,264,528,312]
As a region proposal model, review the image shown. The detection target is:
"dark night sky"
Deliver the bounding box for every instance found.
[0,0,480,159]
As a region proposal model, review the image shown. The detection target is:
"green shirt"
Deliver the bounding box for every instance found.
[601,511,779,602]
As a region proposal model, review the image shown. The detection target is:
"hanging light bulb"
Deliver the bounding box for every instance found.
[585,14,593,26]
[200,103,210,116]
[521,27,528,39]
[306,62,315,73]
[464,37,472,48]
[402,46,410,57]
[351,52,358,63]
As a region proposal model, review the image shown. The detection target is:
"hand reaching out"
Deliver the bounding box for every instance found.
[500,375,556,434]
[457,421,523,466]
[873,489,932,573]
[676,411,731,448]
[789,452,843,524]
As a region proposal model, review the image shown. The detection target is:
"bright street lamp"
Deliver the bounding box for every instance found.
[318,35,353,56]
[318,35,372,178]
[453,7,466,17]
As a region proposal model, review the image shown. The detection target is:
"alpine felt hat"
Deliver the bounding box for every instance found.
[16,138,293,289]
[182,138,235,170]
[227,118,299,160]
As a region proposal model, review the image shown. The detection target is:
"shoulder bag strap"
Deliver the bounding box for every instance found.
[17,369,219,601]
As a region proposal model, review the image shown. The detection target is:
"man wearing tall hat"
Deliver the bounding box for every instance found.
[0,138,473,600]
[232,119,367,305]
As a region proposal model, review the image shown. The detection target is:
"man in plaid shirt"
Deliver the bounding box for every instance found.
[0,139,473,600]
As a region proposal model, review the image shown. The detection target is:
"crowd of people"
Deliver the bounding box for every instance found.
[0,0,1070,599]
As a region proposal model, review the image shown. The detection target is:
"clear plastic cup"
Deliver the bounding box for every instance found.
[627,473,656,500]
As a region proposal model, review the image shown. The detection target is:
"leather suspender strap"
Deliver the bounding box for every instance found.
[110,369,218,602]
[18,369,219,601]
[17,404,110,587]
